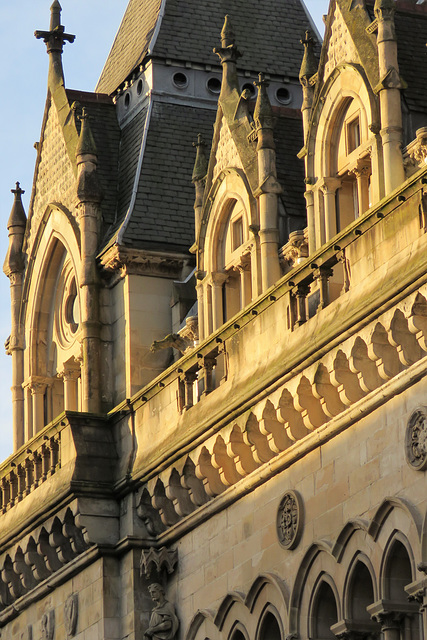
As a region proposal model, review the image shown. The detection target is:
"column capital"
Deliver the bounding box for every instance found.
[319,176,342,195]
[23,376,51,395]
[210,272,228,287]
[367,599,419,629]
[58,358,81,382]
[349,158,372,179]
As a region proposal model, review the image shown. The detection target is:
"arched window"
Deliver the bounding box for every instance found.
[258,611,281,640]
[217,198,252,324]
[312,581,338,640]
[383,539,421,640]
[332,99,371,232]
[348,561,374,623]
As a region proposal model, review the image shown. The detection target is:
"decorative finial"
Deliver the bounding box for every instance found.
[254,73,273,128]
[221,15,235,48]
[8,183,27,229]
[76,108,97,158]
[192,134,208,183]
[50,0,62,31]
[299,31,318,84]
[35,3,75,50]
[213,15,242,97]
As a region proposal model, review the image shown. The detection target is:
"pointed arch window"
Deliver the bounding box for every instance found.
[330,99,372,234]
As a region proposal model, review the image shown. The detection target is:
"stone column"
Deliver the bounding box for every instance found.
[405,576,427,637]
[304,189,316,255]
[211,273,227,331]
[195,275,205,342]
[368,599,419,640]
[254,74,281,292]
[75,108,103,414]
[30,380,47,434]
[374,0,405,192]
[237,256,252,308]
[192,134,208,243]
[59,359,81,411]
[313,266,333,312]
[320,178,341,241]
[203,281,213,338]
[299,31,318,142]
[351,160,371,216]
[3,183,27,451]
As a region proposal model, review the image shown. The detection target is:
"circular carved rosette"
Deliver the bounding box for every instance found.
[405,407,427,471]
[276,490,303,550]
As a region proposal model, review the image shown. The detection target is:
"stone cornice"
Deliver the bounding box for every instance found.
[99,244,191,281]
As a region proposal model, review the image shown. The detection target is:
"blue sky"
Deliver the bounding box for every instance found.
[0,0,329,460]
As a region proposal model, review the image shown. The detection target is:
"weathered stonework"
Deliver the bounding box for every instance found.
[213,116,244,183]
[324,3,360,80]
[28,102,76,253]
[3,2,427,640]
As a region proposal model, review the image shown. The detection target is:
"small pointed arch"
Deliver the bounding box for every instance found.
[309,63,378,180]
[308,573,340,640]
[185,609,218,640]
[246,574,289,638]
[227,623,250,640]
[332,519,369,562]
[199,168,257,263]
[343,553,377,623]
[246,573,289,614]
[288,541,334,637]
[214,592,246,630]
[368,497,422,542]
[380,531,416,601]
[255,606,284,640]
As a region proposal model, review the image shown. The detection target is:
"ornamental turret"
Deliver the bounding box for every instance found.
[4,183,27,451]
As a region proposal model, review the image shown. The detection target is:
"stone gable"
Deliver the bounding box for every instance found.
[213,116,244,183]
[28,101,76,253]
[324,3,361,80]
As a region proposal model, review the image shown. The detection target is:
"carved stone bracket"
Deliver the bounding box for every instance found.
[276,490,303,550]
[140,547,178,580]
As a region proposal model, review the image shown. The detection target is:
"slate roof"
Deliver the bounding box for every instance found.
[363,0,427,116]
[66,89,121,231]
[110,101,215,252]
[394,9,427,115]
[97,0,319,96]
[274,108,306,231]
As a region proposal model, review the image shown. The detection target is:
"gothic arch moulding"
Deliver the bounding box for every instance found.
[198,168,257,274]
[307,64,378,181]
[22,204,82,429]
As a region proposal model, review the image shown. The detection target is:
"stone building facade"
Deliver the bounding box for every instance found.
[1,1,427,640]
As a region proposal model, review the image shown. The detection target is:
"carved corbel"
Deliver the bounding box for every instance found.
[140,547,178,581]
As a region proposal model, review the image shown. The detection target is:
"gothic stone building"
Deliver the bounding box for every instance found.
[1,1,427,640]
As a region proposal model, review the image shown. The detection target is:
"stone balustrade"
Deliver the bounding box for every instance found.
[0,428,61,513]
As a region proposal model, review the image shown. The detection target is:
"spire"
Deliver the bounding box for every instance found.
[299,31,318,85]
[76,108,98,158]
[221,15,236,48]
[214,15,241,98]
[35,1,75,90]
[4,183,27,277]
[192,134,208,183]
[75,108,103,204]
[50,0,61,30]
[254,73,273,134]
[7,183,27,230]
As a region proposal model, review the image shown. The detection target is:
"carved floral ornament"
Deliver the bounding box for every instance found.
[276,490,303,550]
[405,407,427,471]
